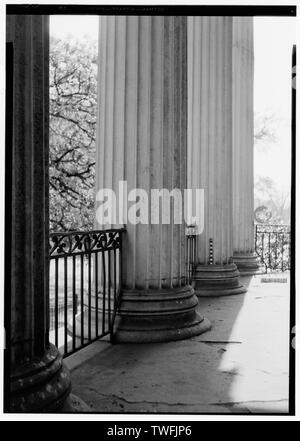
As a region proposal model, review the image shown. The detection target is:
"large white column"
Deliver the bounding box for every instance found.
[95,16,210,342]
[232,17,260,274]
[188,16,246,296]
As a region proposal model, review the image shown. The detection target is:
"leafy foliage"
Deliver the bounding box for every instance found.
[254,176,290,224]
[254,113,278,145]
[49,37,97,232]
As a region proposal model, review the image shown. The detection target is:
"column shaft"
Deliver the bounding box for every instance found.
[188,16,246,296]
[95,16,210,341]
[7,15,71,412]
[232,17,260,274]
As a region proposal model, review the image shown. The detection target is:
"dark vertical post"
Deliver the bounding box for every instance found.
[72,255,76,351]
[289,44,296,415]
[80,253,84,345]
[95,252,99,337]
[64,257,68,353]
[4,41,14,413]
[55,258,59,347]
[6,15,71,412]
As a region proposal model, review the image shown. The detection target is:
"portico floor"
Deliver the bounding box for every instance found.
[67,274,291,414]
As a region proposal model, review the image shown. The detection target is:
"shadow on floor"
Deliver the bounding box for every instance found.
[69,274,290,414]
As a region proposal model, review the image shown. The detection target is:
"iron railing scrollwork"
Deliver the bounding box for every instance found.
[49,228,125,357]
[255,223,291,273]
[49,229,123,257]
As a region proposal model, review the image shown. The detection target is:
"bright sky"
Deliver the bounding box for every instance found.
[254,17,296,194]
[50,15,99,41]
[50,15,296,194]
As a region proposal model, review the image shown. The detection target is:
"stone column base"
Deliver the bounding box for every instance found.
[10,344,71,412]
[114,286,211,343]
[61,394,92,412]
[193,263,247,297]
[233,252,264,276]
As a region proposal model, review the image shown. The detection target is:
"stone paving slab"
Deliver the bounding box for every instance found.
[69,275,290,414]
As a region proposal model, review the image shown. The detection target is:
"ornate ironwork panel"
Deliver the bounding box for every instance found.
[48,228,125,357]
[255,224,290,273]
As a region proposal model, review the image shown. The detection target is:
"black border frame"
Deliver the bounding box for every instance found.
[5,4,297,16]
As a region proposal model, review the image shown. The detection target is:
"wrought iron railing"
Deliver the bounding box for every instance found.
[49,228,125,357]
[255,224,291,273]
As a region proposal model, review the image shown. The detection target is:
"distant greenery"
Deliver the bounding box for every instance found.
[49,37,97,232]
[254,176,290,224]
[49,39,289,232]
[254,112,290,225]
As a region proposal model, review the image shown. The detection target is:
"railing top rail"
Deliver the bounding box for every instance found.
[255,224,290,231]
[49,228,126,258]
[49,227,126,237]
[255,223,290,226]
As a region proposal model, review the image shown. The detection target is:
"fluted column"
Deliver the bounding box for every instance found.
[95,16,210,342]
[188,16,246,296]
[232,17,260,274]
[6,15,71,411]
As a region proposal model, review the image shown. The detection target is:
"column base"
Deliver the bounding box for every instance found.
[114,286,211,343]
[193,263,247,297]
[233,252,264,276]
[61,394,92,412]
[10,344,71,413]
